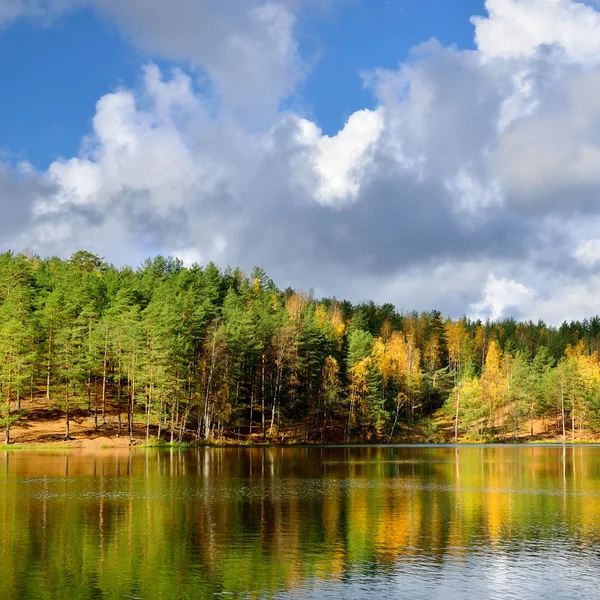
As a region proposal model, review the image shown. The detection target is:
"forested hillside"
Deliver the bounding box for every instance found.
[1,250,600,445]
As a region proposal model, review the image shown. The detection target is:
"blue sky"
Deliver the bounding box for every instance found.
[3,0,600,323]
[1,0,485,168]
[303,0,485,133]
[0,10,140,168]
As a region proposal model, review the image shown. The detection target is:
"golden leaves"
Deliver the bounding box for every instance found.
[380,331,422,387]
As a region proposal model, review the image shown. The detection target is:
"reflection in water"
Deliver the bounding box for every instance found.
[1,446,600,599]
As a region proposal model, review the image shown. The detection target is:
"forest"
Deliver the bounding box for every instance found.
[1,249,600,445]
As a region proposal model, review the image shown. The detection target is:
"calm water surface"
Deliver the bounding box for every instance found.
[1,445,600,599]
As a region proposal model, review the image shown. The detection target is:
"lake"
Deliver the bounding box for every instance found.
[1,445,600,599]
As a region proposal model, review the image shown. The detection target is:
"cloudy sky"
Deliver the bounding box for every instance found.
[1,0,600,323]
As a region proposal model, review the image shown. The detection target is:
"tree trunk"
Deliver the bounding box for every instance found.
[157,393,163,442]
[203,331,219,440]
[170,386,178,444]
[117,344,122,436]
[5,349,13,445]
[102,326,108,426]
[262,352,266,440]
[145,381,152,445]
[249,386,254,441]
[454,387,461,444]
[270,398,276,442]
[5,381,10,445]
[64,382,70,441]
[46,326,52,400]
[530,403,534,438]
[388,396,402,444]
[270,364,283,442]
[129,349,136,440]
[87,316,93,412]
[179,407,189,443]
[561,372,566,443]
[571,381,575,442]
[87,374,91,412]
[94,378,98,431]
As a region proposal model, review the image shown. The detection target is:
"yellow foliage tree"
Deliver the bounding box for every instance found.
[480,340,506,432]
[445,320,469,376]
[382,331,422,439]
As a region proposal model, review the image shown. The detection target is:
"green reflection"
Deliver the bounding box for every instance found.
[1,446,600,599]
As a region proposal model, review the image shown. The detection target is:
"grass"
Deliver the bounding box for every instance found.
[139,436,201,449]
[525,438,600,445]
[1,443,72,451]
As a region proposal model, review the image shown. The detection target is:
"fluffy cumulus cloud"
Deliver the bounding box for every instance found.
[3,0,600,323]
[0,0,301,120]
[472,274,536,321]
[473,0,600,63]
[92,0,302,121]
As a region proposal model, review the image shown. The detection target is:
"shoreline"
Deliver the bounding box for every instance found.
[4,437,600,451]
[5,409,599,451]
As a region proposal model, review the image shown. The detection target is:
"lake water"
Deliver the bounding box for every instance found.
[1,445,600,599]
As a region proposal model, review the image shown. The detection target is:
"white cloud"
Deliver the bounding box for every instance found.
[497,69,539,132]
[5,0,600,323]
[38,71,200,219]
[295,108,384,204]
[526,276,600,324]
[471,274,536,321]
[23,66,227,253]
[492,69,600,209]
[445,168,503,214]
[473,0,600,62]
[93,0,302,121]
[575,239,600,266]
[0,0,302,121]
[469,265,600,324]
